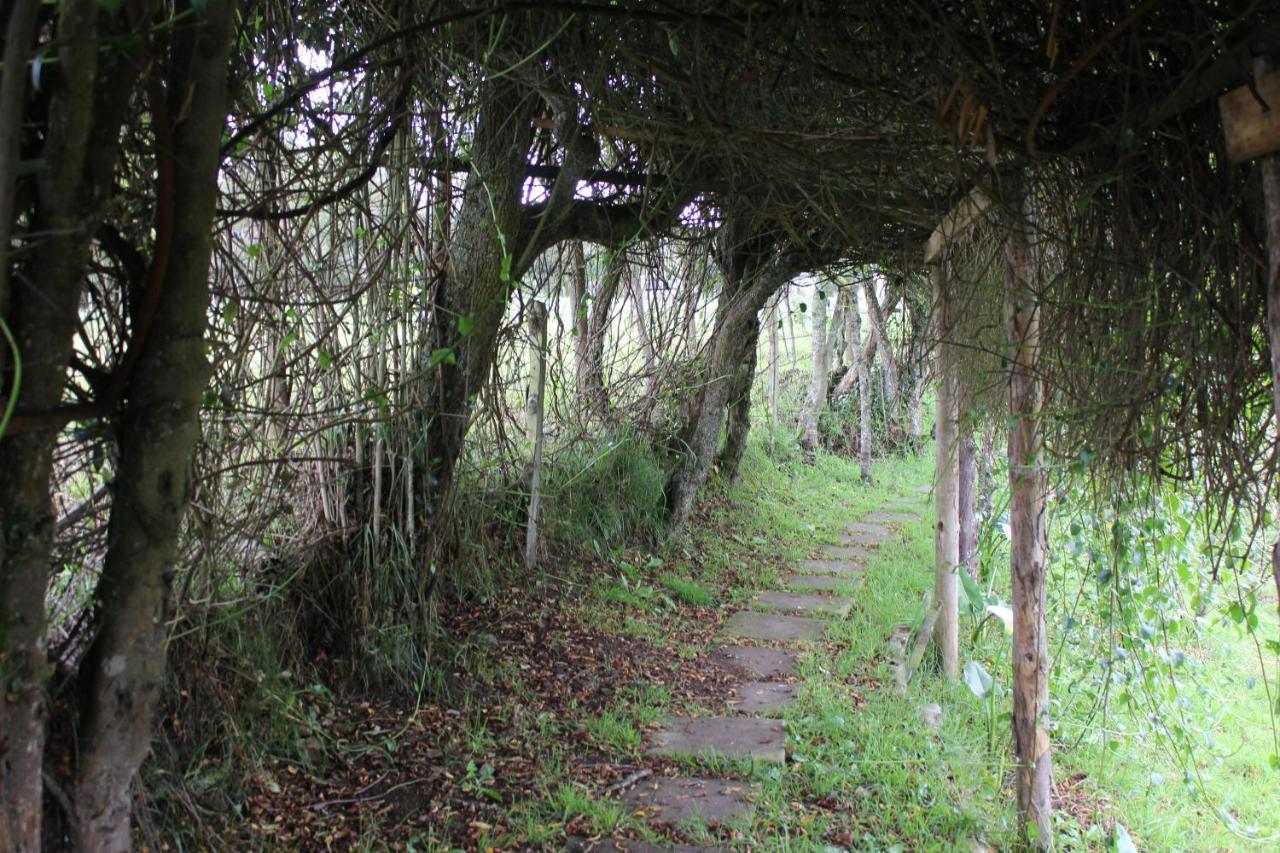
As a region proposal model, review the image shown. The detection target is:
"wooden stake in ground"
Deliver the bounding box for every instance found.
[525,301,548,571]
[768,293,780,452]
[930,262,959,682]
[1004,184,1053,846]
[1250,55,1280,622]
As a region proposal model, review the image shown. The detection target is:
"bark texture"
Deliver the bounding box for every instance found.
[1004,185,1053,847]
[0,4,113,845]
[423,77,539,521]
[798,288,829,458]
[716,315,761,483]
[74,4,237,848]
[665,224,796,533]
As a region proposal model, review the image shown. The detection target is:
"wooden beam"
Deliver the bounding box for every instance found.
[1220,69,1280,163]
[923,187,992,265]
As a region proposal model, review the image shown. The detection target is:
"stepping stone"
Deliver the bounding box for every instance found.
[819,544,874,561]
[647,717,786,763]
[753,590,853,618]
[914,484,932,495]
[846,522,892,536]
[591,842,731,853]
[797,559,862,576]
[721,610,826,643]
[784,574,855,592]
[838,529,889,547]
[863,511,919,524]
[730,681,798,714]
[716,646,798,678]
[621,775,759,828]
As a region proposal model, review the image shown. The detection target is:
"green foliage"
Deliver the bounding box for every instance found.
[541,429,666,550]
[659,572,714,606]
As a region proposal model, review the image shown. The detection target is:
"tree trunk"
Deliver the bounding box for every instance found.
[931,264,959,682]
[798,286,829,458]
[716,315,760,483]
[570,241,616,423]
[665,235,793,533]
[422,77,537,521]
[1,4,121,846]
[74,5,236,849]
[1005,183,1053,847]
[855,283,873,480]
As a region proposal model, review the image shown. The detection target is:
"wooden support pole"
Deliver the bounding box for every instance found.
[1252,54,1280,625]
[525,301,548,571]
[1004,184,1053,847]
[930,262,959,682]
[768,294,780,453]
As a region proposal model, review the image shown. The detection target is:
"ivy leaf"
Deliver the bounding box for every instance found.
[457,315,475,337]
[429,347,456,367]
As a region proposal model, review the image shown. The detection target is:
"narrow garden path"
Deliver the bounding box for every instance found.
[580,486,931,851]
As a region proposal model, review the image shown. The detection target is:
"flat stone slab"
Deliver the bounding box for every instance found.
[753,590,853,618]
[914,484,933,494]
[730,681,798,714]
[846,522,892,535]
[721,610,826,643]
[600,843,731,853]
[797,559,862,576]
[784,574,856,592]
[647,717,786,763]
[716,646,798,678]
[819,544,875,561]
[621,776,759,829]
[838,529,890,547]
[863,511,920,524]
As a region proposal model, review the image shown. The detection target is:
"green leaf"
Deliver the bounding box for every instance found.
[457,314,475,337]
[960,571,985,614]
[317,350,333,370]
[429,347,456,367]
[963,661,993,699]
[1112,822,1137,853]
[246,243,262,259]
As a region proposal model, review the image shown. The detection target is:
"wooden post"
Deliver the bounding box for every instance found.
[525,301,548,571]
[1004,184,1052,846]
[1251,54,1280,623]
[768,294,779,452]
[930,262,959,682]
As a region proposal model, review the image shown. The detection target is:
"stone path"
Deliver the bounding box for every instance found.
[608,490,928,849]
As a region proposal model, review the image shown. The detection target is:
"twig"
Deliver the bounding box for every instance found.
[603,768,651,796]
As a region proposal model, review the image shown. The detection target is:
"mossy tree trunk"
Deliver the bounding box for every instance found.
[716,314,761,483]
[665,222,797,533]
[74,4,237,848]
[1,3,140,845]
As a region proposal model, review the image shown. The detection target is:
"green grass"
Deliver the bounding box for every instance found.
[660,572,715,606]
